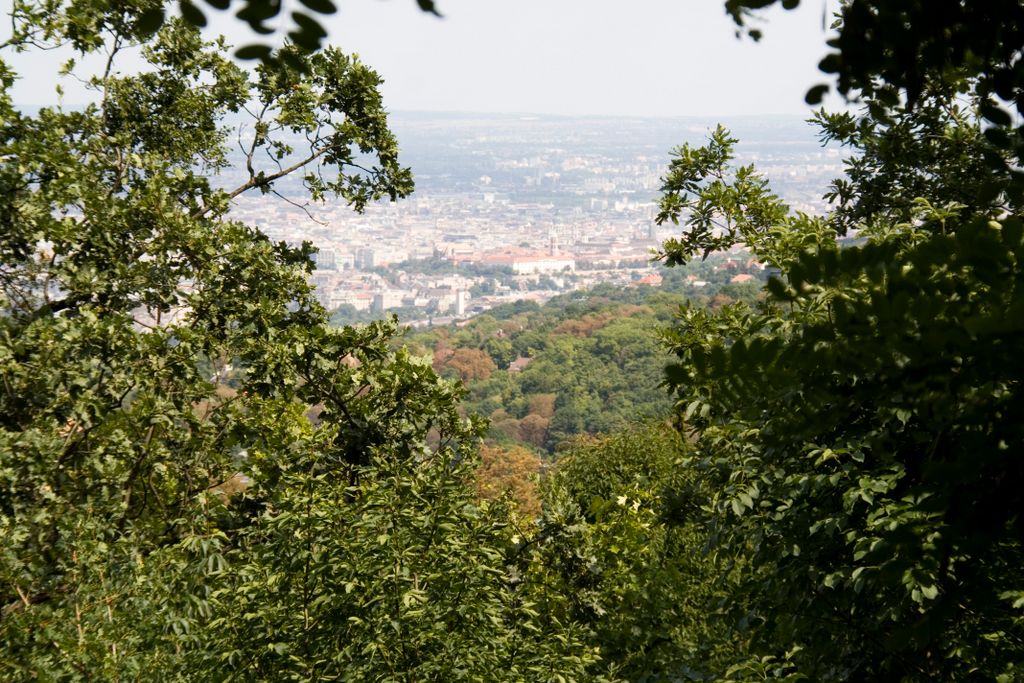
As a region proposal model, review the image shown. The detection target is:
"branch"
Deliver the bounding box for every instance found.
[243,102,271,181]
[193,145,333,220]
[270,189,326,225]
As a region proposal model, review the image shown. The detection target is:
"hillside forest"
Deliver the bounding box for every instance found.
[2,1,1024,681]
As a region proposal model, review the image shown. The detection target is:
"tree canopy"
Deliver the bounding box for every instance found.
[0,5,597,679]
[656,3,1024,677]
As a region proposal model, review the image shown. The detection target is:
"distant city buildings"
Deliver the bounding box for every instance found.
[227,114,842,322]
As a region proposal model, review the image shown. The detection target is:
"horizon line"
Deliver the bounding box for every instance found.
[11,102,823,121]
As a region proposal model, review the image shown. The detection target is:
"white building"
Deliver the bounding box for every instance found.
[511,256,576,275]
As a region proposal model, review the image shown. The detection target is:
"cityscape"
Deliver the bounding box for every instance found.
[227,112,846,325]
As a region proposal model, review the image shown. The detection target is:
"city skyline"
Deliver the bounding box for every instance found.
[236,112,843,324]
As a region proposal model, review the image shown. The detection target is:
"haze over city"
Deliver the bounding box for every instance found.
[6,0,841,117]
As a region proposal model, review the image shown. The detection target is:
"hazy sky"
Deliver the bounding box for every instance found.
[5,0,840,117]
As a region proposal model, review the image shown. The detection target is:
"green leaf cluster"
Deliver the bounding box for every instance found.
[0,9,599,680]
[658,54,1024,683]
[529,423,743,681]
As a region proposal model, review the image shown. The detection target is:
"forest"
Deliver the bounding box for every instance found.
[409,262,759,450]
[1,0,1023,681]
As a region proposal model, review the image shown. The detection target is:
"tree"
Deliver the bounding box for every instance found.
[475,443,542,518]
[657,77,1024,683]
[526,423,741,682]
[727,1,1024,112]
[653,3,1024,679]
[0,6,402,669]
[528,392,557,419]
[189,426,601,680]
[440,346,497,383]
[0,6,604,679]
[518,412,550,449]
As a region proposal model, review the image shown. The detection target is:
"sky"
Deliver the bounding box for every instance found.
[5,0,841,117]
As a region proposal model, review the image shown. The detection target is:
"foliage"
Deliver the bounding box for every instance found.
[475,443,543,519]
[0,7,605,680]
[15,1,1024,680]
[400,264,767,453]
[328,302,379,327]
[434,346,497,383]
[725,0,1024,114]
[188,425,600,680]
[659,105,1024,680]
[528,423,741,682]
[411,298,681,452]
[381,257,516,281]
[811,99,1002,237]
[657,125,791,267]
[653,3,1024,679]
[51,0,445,66]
